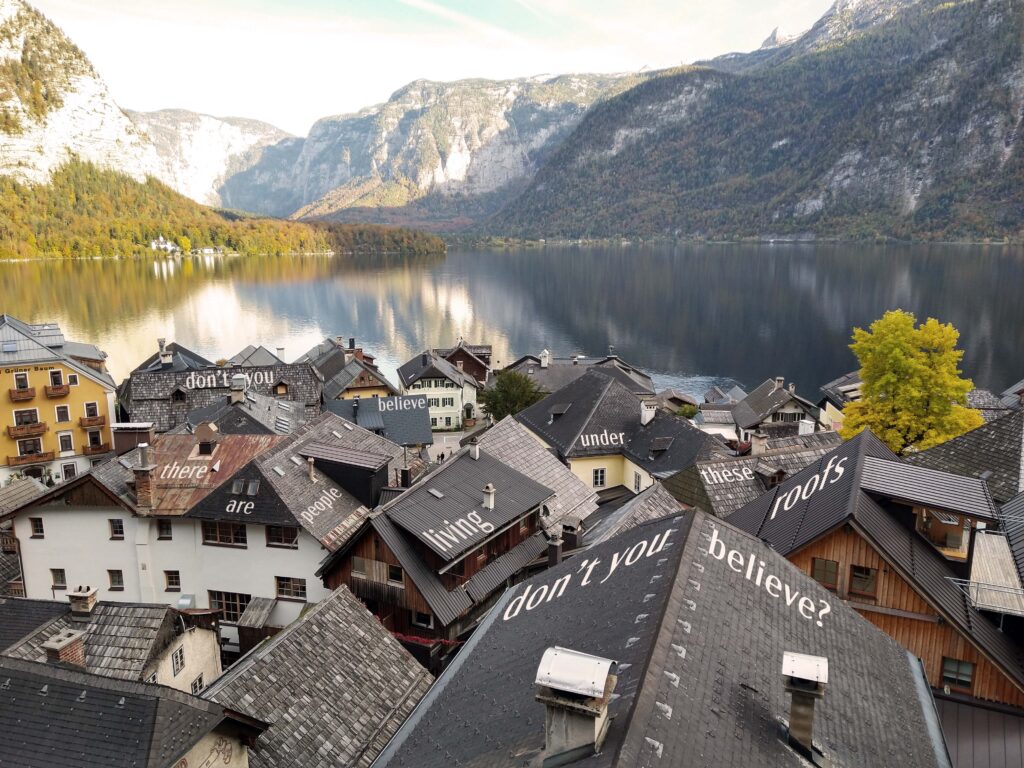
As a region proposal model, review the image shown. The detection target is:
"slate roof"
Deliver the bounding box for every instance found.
[397,350,479,389]
[516,370,722,473]
[582,482,684,546]
[321,356,399,400]
[0,597,67,651]
[130,340,215,373]
[819,369,862,409]
[732,378,820,430]
[968,388,1013,422]
[663,442,840,518]
[1003,378,1024,409]
[727,431,1024,698]
[179,391,309,435]
[0,476,45,516]
[229,344,285,367]
[477,416,599,533]
[906,410,1024,504]
[371,512,951,768]
[434,342,491,359]
[206,586,432,768]
[0,656,251,768]
[5,602,184,681]
[325,395,433,447]
[504,353,655,396]
[0,314,114,388]
[704,384,747,404]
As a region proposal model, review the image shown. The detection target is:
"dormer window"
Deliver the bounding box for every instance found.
[171,389,187,404]
[914,507,970,561]
[274,381,289,396]
[198,440,215,456]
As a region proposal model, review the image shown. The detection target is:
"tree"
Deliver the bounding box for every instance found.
[177,235,191,253]
[676,404,698,419]
[839,310,983,453]
[478,370,545,421]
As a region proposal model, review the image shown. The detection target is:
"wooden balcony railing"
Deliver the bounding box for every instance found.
[8,388,34,402]
[83,443,110,456]
[8,451,54,467]
[7,422,47,439]
[79,414,106,428]
[44,384,70,398]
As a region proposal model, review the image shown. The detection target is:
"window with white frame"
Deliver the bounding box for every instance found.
[108,569,124,590]
[14,409,38,425]
[55,405,70,423]
[190,674,204,694]
[84,402,99,418]
[411,610,433,629]
[48,369,63,387]
[171,646,185,676]
[592,468,606,488]
[18,438,42,456]
[67,374,79,386]
[13,372,29,390]
[634,471,641,493]
[58,432,73,453]
[61,463,77,481]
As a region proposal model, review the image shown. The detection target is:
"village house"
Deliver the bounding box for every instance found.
[118,338,323,433]
[688,384,746,440]
[228,345,286,368]
[730,376,824,442]
[370,512,954,768]
[1,588,221,696]
[516,369,725,496]
[0,477,44,596]
[204,586,432,768]
[1,412,411,663]
[397,350,480,431]
[0,315,117,487]
[728,430,1024,713]
[298,336,400,401]
[0,656,266,767]
[179,375,311,436]
[432,339,492,386]
[503,348,655,396]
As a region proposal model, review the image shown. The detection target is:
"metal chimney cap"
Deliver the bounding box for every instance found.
[536,646,616,699]
[782,651,828,684]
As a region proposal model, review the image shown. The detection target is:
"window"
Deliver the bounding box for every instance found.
[109,519,125,540]
[849,565,878,596]
[202,521,247,547]
[231,478,245,494]
[246,479,260,496]
[266,526,299,548]
[157,520,173,540]
[208,590,251,623]
[430,418,437,427]
[145,672,157,684]
[165,570,181,591]
[811,558,839,590]
[190,674,204,694]
[171,389,187,404]
[197,440,215,456]
[428,398,440,408]
[634,471,642,493]
[87,430,102,448]
[61,463,77,481]
[17,438,42,456]
[13,372,29,390]
[275,576,307,601]
[171,646,185,676]
[50,568,65,589]
[387,564,404,585]
[352,556,367,577]
[58,433,73,453]
[55,405,70,423]
[274,382,288,396]
[108,569,124,590]
[593,468,606,488]
[48,370,63,387]
[14,409,38,425]
[445,416,452,427]
[67,374,79,386]
[942,657,974,689]
[30,518,44,538]
[84,402,99,418]
[442,397,454,407]
[411,610,433,629]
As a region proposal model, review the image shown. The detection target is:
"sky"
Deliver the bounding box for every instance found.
[32,0,833,136]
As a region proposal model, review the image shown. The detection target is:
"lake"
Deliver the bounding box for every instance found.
[2,243,1022,398]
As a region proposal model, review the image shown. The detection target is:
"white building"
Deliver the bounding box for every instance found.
[397,351,480,431]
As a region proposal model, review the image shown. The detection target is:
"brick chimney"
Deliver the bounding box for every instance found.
[535,647,617,766]
[68,585,98,618]
[750,432,769,456]
[134,443,157,510]
[42,629,86,668]
[782,651,828,759]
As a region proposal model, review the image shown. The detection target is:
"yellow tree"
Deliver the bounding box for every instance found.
[840,310,983,453]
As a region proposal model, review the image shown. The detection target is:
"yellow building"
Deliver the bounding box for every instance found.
[0,315,116,486]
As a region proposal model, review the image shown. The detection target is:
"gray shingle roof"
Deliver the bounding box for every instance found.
[967,388,1013,422]
[206,586,432,768]
[732,378,819,430]
[179,390,309,435]
[229,345,285,367]
[397,351,478,389]
[0,477,45,517]
[130,341,215,373]
[906,410,1024,503]
[0,598,67,651]
[325,395,433,447]
[372,513,951,768]
[819,369,862,409]
[504,354,655,396]
[582,482,683,545]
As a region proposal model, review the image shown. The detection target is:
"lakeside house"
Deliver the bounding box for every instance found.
[433,339,492,386]
[397,350,480,431]
[729,376,823,442]
[297,336,401,401]
[502,349,655,396]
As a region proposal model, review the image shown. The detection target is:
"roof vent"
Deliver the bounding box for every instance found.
[535,647,617,767]
[469,438,481,461]
[782,651,828,760]
[428,488,444,499]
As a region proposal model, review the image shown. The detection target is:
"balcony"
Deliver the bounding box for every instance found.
[8,451,54,467]
[8,387,35,402]
[44,384,70,398]
[83,442,110,456]
[7,422,47,439]
[79,414,106,428]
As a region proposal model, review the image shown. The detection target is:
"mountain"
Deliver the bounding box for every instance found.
[125,109,292,207]
[219,74,643,222]
[0,0,160,182]
[488,0,1024,240]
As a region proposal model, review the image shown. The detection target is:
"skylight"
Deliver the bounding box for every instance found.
[273,466,286,477]
[1,341,15,353]
[290,456,303,466]
[428,488,444,499]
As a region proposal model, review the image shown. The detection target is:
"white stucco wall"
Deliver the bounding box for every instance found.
[142,625,222,694]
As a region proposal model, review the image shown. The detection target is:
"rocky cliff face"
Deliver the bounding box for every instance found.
[126,109,291,207]
[219,74,641,219]
[0,0,160,183]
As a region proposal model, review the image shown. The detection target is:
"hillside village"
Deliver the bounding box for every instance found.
[0,312,1023,766]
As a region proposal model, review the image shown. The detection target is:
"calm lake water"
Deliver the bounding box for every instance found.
[3,243,1022,397]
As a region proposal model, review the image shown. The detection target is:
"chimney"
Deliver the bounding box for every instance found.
[352,398,360,417]
[535,647,617,766]
[42,629,86,668]
[562,520,584,550]
[229,373,246,404]
[640,400,657,426]
[349,337,356,350]
[276,346,285,361]
[68,585,99,619]
[482,483,495,510]
[788,382,796,394]
[400,467,412,488]
[572,355,580,366]
[548,536,563,566]
[774,376,785,392]
[540,349,550,369]
[307,456,316,482]
[134,443,156,510]
[469,438,481,461]
[751,431,769,456]
[782,651,828,759]
[421,352,429,366]
[608,344,615,357]
[158,339,172,368]
[456,360,464,371]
